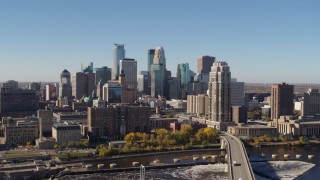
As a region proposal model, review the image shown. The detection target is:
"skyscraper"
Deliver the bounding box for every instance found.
[112,43,125,80]
[271,83,294,121]
[148,49,155,72]
[303,89,320,117]
[177,63,191,88]
[198,56,215,74]
[72,72,96,100]
[119,58,137,89]
[81,62,93,73]
[59,69,72,99]
[150,46,166,97]
[208,61,233,131]
[230,78,245,106]
[94,66,112,85]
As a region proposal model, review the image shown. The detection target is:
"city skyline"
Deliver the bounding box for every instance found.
[0,1,319,83]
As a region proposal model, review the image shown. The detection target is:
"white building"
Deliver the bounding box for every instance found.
[208,61,234,131]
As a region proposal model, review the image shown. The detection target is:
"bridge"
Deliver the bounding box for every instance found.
[221,133,255,180]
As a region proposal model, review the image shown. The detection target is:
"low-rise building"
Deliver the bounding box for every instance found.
[227,124,277,138]
[149,117,178,130]
[1,117,39,145]
[52,122,81,147]
[277,116,320,136]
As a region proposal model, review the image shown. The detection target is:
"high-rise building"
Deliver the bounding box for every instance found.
[0,89,39,117]
[102,82,122,104]
[167,78,180,100]
[231,106,248,124]
[231,78,245,106]
[303,89,320,117]
[150,64,165,97]
[72,72,96,100]
[81,62,94,73]
[197,56,215,74]
[112,43,125,80]
[187,94,210,117]
[58,69,72,99]
[271,83,294,121]
[177,63,191,88]
[150,47,166,97]
[94,66,112,85]
[28,82,41,92]
[153,46,166,67]
[1,80,18,92]
[119,58,137,89]
[148,49,155,72]
[208,61,233,131]
[87,107,117,138]
[45,83,56,101]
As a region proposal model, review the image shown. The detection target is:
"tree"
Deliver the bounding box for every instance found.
[195,128,206,142]
[83,140,90,147]
[204,127,220,143]
[299,136,309,144]
[124,132,136,145]
[181,125,193,138]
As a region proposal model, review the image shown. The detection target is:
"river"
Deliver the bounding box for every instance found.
[59,145,320,180]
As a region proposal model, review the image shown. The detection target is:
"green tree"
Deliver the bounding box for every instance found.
[83,140,90,147]
[299,136,309,143]
[181,125,193,138]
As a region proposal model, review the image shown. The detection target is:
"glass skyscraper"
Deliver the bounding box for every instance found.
[112,43,125,80]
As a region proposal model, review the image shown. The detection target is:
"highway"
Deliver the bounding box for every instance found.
[221,133,255,180]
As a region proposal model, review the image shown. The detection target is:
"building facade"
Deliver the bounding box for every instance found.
[303,89,320,117]
[187,94,210,117]
[197,56,215,74]
[231,78,245,106]
[112,43,125,80]
[52,122,81,146]
[208,61,233,131]
[231,106,248,124]
[72,72,96,100]
[119,58,137,90]
[37,110,53,136]
[271,83,294,121]
[58,69,72,99]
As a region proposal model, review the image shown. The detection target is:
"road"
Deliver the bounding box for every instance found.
[221,133,255,180]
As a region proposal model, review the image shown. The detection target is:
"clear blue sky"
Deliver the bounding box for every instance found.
[0,0,319,83]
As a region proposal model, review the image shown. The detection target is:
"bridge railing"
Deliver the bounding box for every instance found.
[227,133,256,180]
[220,136,234,180]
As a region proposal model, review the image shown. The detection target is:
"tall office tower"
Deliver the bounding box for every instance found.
[119,58,137,89]
[137,71,149,94]
[81,62,93,73]
[45,83,56,101]
[148,49,155,72]
[208,61,233,131]
[150,64,165,97]
[271,83,294,121]
[94,66,112,85]
[153,46,166,67]
[230,78,245,106]
[167,77,180,100]
[72,72,96,100]
[58,69,72,99]
[303,89,320,117]
[1,80,18,92]
[112,43,125,80]
[177,63,191,88]
[197,56,215,74]
[150,47,166,97]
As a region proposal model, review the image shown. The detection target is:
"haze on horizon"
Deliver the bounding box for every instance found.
[0,0,319,84]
